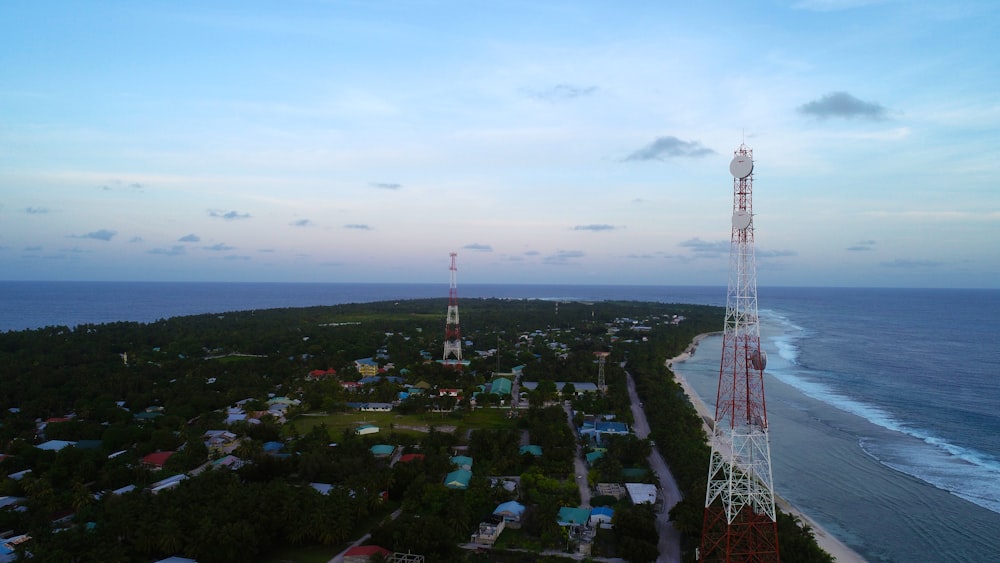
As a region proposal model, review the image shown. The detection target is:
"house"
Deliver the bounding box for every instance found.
[310,483,334,495]
[203,430,238,454]
[451,455,473,470]
[625,483,657,505]
[307,368,337,380]
[444,469,472,489]
[211,455,244,470]
[141,451,175,470]
[370,444,395,457]
[519,445,543,457]
[595,420,629,436]
[354,357,380,376]
[224,408,247,424]
[36,440,75,451]
[340,381,362,392]
[585,449,606,465]
[589,506,615,529]
[149,473,187,493]
[397,453,425,464]
[557,506,591,527]
[343,545,391,563]
[111,484,137,495]
[1,535,31,563]
[489,377,513,396]
[359,402,392,412]
[7,470,31,481]
[355,424,379,436]
[471,515,506,546]
[262,441,284,455]
[493,500,526,528]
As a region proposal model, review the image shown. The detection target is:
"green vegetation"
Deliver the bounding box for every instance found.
[0,297,832,562]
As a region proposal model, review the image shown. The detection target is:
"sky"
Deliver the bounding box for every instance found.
[2,1,998,288]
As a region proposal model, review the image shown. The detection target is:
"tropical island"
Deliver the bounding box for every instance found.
[0,298,831,562]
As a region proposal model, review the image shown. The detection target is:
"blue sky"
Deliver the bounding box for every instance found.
[2,0,998,287]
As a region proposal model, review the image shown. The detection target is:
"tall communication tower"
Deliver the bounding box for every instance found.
[442,252,463,369]
[700,145,780,562]
[595,352,609,392]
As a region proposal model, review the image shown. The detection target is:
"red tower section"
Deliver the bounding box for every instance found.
[442,252,463,369]
[700,144,780,562]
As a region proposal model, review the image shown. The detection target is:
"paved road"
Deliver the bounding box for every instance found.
[626,370,682,563]
[564,401,592,508]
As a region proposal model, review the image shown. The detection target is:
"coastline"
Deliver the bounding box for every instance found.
[667,333,866,563]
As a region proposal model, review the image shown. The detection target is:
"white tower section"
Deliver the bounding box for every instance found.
[443,252,463,367]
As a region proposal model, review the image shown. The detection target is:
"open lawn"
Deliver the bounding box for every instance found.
[291,407,520,441]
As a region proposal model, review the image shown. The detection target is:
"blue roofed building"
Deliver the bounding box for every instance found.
[590,506,615,529]
[493,500,526,528]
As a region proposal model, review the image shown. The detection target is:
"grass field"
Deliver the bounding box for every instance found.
[291,407,520,441]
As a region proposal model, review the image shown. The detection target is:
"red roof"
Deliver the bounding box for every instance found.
[45,417,71,423]
[344,545,390,557]
[141,451,175,467]
[398,453,425,463]
[308,368,337,378]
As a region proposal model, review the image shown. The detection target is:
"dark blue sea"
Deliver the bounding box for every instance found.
[2,281,998,561]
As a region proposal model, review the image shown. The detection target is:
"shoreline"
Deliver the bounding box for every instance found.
[667,333,866,563]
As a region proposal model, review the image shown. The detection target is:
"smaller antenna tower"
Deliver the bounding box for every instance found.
[442,252,463,369]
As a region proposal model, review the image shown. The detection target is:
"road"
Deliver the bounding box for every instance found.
[626,370,682,563]
[564,401,592,508]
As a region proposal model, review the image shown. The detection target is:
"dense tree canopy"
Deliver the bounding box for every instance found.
[0,297,831,562]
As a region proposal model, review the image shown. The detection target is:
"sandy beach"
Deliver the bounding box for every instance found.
[668,334,866,563]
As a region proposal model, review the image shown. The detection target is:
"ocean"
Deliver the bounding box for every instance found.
[674,287,1000,562]
[2,282,998,561]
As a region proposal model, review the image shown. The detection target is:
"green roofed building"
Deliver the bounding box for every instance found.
[557,506,591,526]
[451,455,473,470]
[519,445,543,457]
[370,444,395,457]
[444,469,472,489]
[490,377,512,396]
[585,450,605,465]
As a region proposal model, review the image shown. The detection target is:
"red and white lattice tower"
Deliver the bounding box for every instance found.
[442,252,463,369]
[700,144,780,562]
[595,351,609,392]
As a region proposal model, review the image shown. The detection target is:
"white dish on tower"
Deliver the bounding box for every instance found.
[732,210,751,230]
[730,155,753,178]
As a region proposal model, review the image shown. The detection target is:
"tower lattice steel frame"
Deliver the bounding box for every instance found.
[442,252,463,368]
[700,144,780,562]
